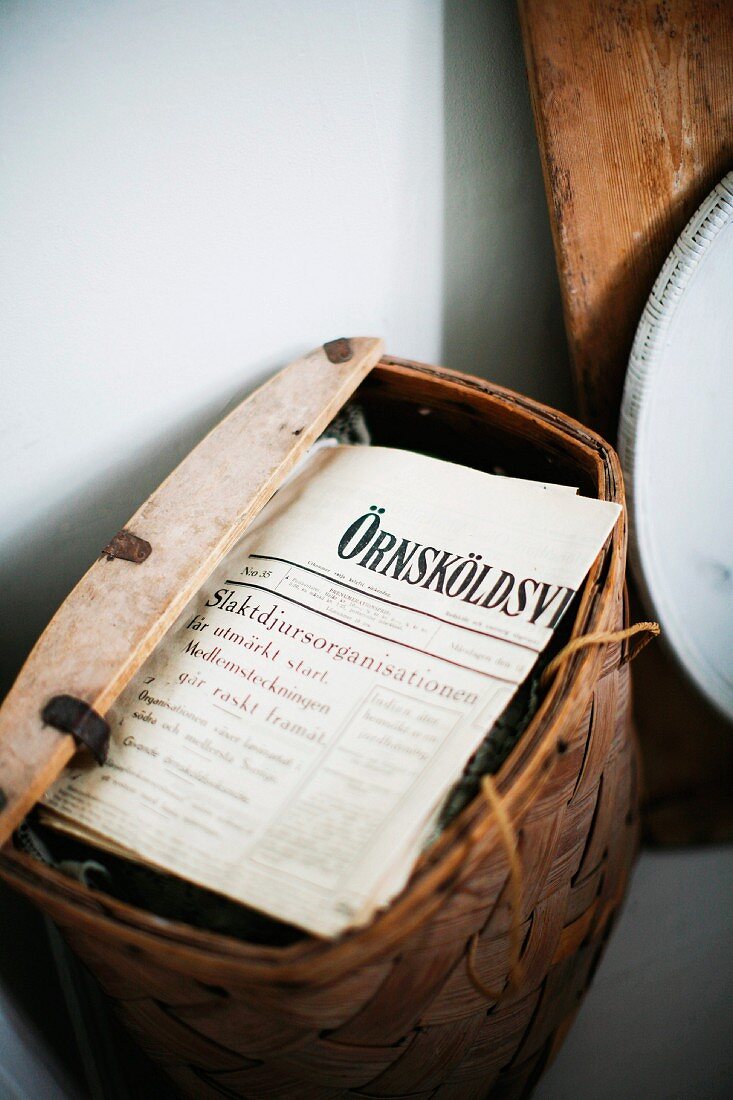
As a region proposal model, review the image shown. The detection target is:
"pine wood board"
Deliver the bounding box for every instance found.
[518,0,733,843]
[518,0,733,441]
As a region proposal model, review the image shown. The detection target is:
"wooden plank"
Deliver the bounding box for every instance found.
[518,0,733,440]
[0,337,384,846]
[519,1,733,843]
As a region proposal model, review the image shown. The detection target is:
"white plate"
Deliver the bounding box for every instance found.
[619,171,733,721]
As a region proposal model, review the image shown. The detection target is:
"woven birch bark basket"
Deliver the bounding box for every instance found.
[0,357,638,1100]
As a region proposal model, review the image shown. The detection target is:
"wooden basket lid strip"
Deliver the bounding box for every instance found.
[0,338,384,847]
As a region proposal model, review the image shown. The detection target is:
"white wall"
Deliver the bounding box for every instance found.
[0,0,568,693]
[0,2,567,1084]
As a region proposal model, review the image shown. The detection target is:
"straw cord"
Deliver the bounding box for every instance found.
[540,621,660,688]
[466,620,660,1002]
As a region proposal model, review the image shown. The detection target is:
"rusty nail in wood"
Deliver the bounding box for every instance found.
[324,338,353,364]
[101,529,152,564]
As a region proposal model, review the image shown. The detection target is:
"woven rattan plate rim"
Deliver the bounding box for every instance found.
[619,172,733,721]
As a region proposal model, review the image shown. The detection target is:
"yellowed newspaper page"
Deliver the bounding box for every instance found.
[43,446,619,937]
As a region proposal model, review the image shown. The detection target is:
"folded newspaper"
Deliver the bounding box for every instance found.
[41,445,620,938]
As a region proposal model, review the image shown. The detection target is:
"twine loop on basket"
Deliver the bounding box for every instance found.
[540,620,660,689]
[466,620,660,1002]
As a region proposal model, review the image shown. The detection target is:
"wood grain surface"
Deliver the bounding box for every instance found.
[518,0,733,843]
[0,338,383,849]
[519,0,733,440]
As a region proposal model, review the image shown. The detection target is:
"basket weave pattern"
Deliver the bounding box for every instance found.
[0,362,638,1098]
[4,605,636,1100]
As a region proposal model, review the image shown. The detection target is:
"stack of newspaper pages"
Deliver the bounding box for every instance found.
[42,445,620,937]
